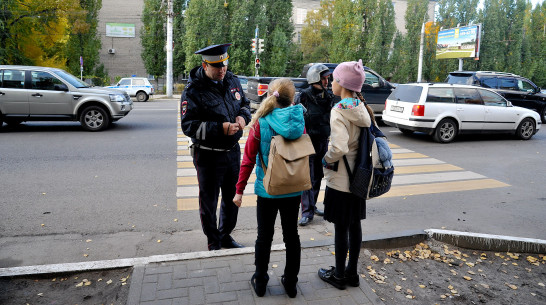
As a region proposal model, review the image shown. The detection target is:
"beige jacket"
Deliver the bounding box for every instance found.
[323,102,373,193]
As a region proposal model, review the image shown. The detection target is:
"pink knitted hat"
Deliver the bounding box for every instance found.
[332,59,366,92]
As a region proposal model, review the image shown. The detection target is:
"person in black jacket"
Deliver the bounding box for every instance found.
[296,64,334,226]
[180,43,251,251]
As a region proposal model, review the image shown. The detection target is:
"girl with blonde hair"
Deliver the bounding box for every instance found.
[233,78,305,298]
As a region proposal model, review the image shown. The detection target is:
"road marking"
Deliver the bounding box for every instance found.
[176,109,509,211]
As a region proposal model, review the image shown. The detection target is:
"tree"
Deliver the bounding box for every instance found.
[172,0,187,78]
[365,0,396,75]
[300,0,335,63]
[227,0,255,76]
[397,0,429,83]
[330,0,362,62]
[259,0,294,76]
[64,0,103,82]
[141,0,166,84]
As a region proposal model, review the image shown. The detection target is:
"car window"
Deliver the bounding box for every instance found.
[426,88,455,103]
[479,89,506,107]
[518,80,535,92]
[499,78,518,90]
[54,69,89,88]
[454,88,483,105]
[447,74,474,85]
[119,79,131,86]
[480,77,498,89]
[1,69,25,89]
[388,85,423,103]
[133,79,145,86]
[364,72,379,86]
[31,71,64,90]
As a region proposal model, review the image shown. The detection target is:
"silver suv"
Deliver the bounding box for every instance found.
[0,65,133,131]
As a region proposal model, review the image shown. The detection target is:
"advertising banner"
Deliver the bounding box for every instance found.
[106,23,136,38]
[436,25,481,59]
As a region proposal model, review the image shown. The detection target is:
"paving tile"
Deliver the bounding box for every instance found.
[145,265,174,275]
[156,287,188,300]
[173,277,202,288]
[140,283,157,302]
[205,291,238,303]
[157,272,173,290]
[188,286,205,304]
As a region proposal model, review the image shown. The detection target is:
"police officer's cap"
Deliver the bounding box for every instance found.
[195,43,231,68]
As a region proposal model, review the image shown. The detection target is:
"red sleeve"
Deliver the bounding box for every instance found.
[236,122,261,194]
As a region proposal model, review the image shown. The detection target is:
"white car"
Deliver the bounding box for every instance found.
[106,77,154,102]
[382,83,541,143]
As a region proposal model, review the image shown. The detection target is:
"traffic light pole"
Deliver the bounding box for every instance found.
[254,26,259,77]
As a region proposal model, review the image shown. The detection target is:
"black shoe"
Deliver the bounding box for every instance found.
[315,208,324,216]
[250,274,267,297]
[221,238,244,249]
[345,273,360,287]
[281,275,297,298]
[318,266,346,290]
[208,243,221,251]
[298,216,312,226]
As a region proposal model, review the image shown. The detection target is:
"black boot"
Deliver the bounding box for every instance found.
[318,266,346,290]
[281,275,297,298]
[250,273,269,297]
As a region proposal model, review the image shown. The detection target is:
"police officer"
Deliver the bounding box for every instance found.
[296,64,335,226]
[180,43,251,250]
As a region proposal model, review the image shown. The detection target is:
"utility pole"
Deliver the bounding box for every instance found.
[417,22,425,83]
[166,0,173,98]
[254,26,259,77]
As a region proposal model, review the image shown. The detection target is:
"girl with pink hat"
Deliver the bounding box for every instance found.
[318,59,377,290]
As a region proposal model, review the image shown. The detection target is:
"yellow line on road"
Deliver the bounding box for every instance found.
[176,179,509,211]
[392,153,428,159]
[394,164,462,174]
[380,179,509,198]
[177,174,257,186]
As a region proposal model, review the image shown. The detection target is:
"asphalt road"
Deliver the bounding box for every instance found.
[1,98,545,269]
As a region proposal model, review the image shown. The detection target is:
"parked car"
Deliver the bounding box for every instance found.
[446,71,546,123]
[246,63,395,118]
[382,83,541,143]
[106,77,154,102]
[236,75,248,93]
[0,65,133,131]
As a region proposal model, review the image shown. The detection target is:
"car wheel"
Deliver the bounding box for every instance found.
[136,91,148,102]
[80,106,110,131]
[433,118,457,143]
[399,128,414,136]
[515,117,535,140]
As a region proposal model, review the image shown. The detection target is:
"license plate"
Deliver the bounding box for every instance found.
[391,105,404,113]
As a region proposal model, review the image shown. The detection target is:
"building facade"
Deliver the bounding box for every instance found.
[98,0,436,82]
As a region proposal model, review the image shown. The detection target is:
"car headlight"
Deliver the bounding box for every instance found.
[109,94,126,102]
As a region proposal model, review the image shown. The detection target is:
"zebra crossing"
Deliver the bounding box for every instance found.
[176,119,509,211]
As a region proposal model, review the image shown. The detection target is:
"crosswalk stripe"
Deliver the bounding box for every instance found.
[392,152,428,159]
[394,164,462,174]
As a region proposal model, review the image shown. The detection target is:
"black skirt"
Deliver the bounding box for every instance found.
[323,186,366,224]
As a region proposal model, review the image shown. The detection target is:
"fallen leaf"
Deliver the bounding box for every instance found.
[84,281,91,286]
[506,283,518,290]
[481,283,490,289]
[538,282,545,287]
[418,284,426,288]
[83,254,88,257]
[370,255,379,262]
[440,295,447,299]
[106,279,113,284]
[41,224,45,227]
[448,285,454,290]
[468,271,476,275]
[86,239,92,243]
[174,219,178,222]
[405,295,414,299]
[466,262,475,267]
[451,289,458,294]
[75,282,83,287]
[272,264,278,268]
[37,293,43,296]
[157,240,161,243]
[463,276,472,281]
[310,237,315,241]
[395,285,402,291]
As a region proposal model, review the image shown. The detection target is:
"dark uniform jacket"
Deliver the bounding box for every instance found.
[180,66,251,150]
[297,86,334,138]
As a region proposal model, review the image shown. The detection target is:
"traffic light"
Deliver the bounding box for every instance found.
[255,58,261,69]
[258,39,264,54]
[251,38,257,53]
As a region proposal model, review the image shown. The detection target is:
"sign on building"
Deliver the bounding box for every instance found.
[436,25,481,60]
[106,23,136,38]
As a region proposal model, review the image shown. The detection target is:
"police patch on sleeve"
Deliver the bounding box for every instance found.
[235,92,241,101]
[181,101,188,115]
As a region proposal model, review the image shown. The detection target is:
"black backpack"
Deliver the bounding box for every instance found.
[343,124,394,199]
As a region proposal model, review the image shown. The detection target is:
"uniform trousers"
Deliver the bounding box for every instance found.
[301,136,329,219]
[254,195,301,284]
[193,144,240,250]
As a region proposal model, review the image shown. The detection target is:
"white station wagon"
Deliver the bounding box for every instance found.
[382,83,541,143]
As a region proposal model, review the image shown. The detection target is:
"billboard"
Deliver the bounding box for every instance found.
[436,25,481,60]
[106,23,136,38]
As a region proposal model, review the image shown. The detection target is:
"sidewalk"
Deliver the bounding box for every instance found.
[126,245,384,305]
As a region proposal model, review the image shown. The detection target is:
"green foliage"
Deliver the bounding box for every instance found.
[141,0,166,79]
[173,0,187,78]
[330,0,362,62]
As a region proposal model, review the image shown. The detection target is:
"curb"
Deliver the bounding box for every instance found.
[1,229,545,278]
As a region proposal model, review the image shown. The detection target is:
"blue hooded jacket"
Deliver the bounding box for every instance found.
[255,104,306,198]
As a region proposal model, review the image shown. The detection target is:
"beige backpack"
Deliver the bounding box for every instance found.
[259,134,315,195]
